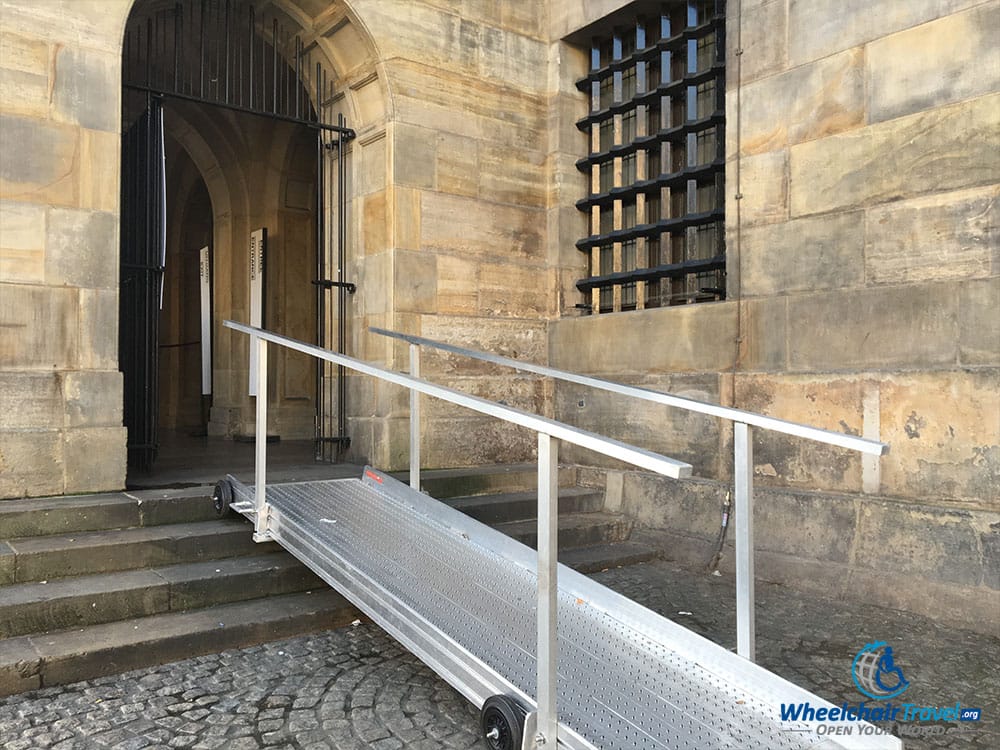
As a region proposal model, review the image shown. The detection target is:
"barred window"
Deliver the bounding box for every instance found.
[575,1,726,313]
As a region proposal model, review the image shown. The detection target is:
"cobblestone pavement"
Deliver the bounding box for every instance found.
[1,560,997,750]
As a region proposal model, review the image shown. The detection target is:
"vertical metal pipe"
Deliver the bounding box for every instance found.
[253,335,269,541]
[198,0,205,97]
[537,433,559,746]
[248,5,255,109]
[271,19,278,114]
[173,2,181,91]
[409,344,421,490]
[223,0,231,103]
[294,36,301,118]
[734,421,755,661]
[315,125,325,460]
[336,113,347,447]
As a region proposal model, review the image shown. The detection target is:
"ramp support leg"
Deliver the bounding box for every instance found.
[410,343,420,491]
[536,433,558,747]
[253,335,270,541]
[734,421,755,661]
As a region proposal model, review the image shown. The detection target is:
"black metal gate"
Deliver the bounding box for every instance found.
[120,0,355,468]
[120,96,165,471]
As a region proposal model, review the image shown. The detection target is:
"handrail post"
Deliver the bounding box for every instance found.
[734,421,755,661]
[536,433,559,747]
[409,343,420,491]
[253,334,269,541]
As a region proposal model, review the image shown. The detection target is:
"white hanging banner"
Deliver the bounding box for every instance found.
[248,228,267,396]
[199,246,212,396]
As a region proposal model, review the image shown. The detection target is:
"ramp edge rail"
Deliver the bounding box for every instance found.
[369,326,890,664]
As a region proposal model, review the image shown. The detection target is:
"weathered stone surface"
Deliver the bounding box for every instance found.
[476,260,549,318]
[436,253,479,315]
[393,250,437,313]
[419,190,545,260]
[854,500,984,586]
[356,134,387,196]
[79,128,120,212]
[0,115,79,208]
[62,370,122,429]
[0,32,49,119]
[736,47,865,157]
[0,372,61,431]
[550,302,737,376]
[734,149,787,226]
[77,288,117,370]
[422,416,536,467]
[787,0,986,67]
[865,186,997,285]
[388,59,547,152]
[392,123,436,190]
[878,370,999,504]
[478,142,547,208]
[0,1,130,55]
[867,3,1000,124]
[959,277,1000,366]
[44,208,116,289]
[742,296,787,371]
[555,373,723,477]
[755,487,858,563]
[0,430,63,498]
[63,427,126,495]
[735,374,865,493]
[741,211,865,296]
[790,94,999,217]
[392,187,421,251]
[420,313,547,376]
[786,284,958,371]
[423,374,545,422]
[735,0,787,84]
[361,190,388,255]
[51,45,118,133]
[0,284,78,369]
[436,130,480,198]
[0,200,45,283]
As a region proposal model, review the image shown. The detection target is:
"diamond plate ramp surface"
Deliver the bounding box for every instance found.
[228,469,896,750]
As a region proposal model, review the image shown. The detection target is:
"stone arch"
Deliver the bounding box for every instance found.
[114,0,393,450]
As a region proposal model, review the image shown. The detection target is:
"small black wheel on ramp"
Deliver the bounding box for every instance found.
[212,479,233,516]
[481,695,526,750]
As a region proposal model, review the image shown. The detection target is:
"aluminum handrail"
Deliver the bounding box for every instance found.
[224,321,691,479]
[225,319,694,748]
[370,325,890,666]
[370,326,888,456]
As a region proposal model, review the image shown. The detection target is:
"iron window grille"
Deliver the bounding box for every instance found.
[575,0,726,313]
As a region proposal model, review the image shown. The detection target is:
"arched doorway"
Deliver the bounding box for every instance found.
[119,0,359,475]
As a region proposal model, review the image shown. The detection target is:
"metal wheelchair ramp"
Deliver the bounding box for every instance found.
[223,468,897,750]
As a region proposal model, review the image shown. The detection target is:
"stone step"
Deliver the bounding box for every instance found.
[561,541,663,574]
[2,518,277,584]
[495,512,635,551]
[0,554,324,638]
[0,487,217,538]
[397,463,576,499]
[445,487,604,524]
[0,590,358,697]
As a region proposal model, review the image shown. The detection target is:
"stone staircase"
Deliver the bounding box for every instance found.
[0,465,659,697]
[418,464,662,573]
[0,487,356,697]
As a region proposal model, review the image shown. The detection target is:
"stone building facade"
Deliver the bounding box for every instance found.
[0,0,997,629]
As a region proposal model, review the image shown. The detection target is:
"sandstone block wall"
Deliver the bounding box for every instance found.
[549,0,999,628]
[0,0,131,496]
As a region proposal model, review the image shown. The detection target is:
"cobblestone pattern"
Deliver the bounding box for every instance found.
[2,560,997,750]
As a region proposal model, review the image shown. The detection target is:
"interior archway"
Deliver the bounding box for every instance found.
[118,0,389,481]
